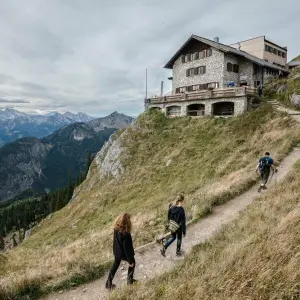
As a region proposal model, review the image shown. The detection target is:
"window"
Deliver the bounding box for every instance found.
[181,55,186,63]
[194,52,199,60]
[253,64,260,75]
[186,66,206,77]
[207,82,219,89]
[176,87,187,93]
[227,62,239,73]
[198,66,206,75]
[265,45,268,51]
[187,54,192,62]
[187,85,200,92]
[206,48,212,57]
[233,64,239,73]
[282,52,286,58]
[186,69,193,77]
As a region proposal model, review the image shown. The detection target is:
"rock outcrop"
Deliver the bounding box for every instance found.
[94,130,128,180]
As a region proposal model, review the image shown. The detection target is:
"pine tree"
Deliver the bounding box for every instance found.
[84,152,93,177]
[66,173,74,203]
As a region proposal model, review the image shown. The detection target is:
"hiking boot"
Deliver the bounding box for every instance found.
[258,186,262,193]
[160,247,166,257]
[263,185,268,190]
[176,250,183,257]
[128,279,139,285]
[105,280,116,290]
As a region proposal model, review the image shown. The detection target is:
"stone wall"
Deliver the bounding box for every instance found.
[172,48,224,93]
[149,96,248,117]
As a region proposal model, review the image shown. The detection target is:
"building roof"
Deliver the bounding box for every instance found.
[288,61,300,67]
[164,35,288,73]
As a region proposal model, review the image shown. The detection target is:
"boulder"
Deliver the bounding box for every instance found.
[291,93,300,107]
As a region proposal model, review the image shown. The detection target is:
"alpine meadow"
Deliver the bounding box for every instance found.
[1,104,300,299]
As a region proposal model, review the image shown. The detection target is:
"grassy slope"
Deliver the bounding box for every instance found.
[112,162,300,300]
[1,105,299,298]
[264,68,300,109]
[291,55,300,62]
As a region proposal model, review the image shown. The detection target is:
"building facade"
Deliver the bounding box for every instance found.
[146,35,288,117]
[230,36,287,69]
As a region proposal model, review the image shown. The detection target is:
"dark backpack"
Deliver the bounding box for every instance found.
[259,157,270,172]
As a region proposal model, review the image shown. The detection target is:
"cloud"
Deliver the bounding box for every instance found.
[0,0,299,116]
[0,98,29,103]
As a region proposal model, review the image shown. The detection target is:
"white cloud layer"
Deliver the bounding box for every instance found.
[0,0,299,116]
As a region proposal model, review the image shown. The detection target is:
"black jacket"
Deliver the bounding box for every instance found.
[168,205,186,235]
[113,229,135,264]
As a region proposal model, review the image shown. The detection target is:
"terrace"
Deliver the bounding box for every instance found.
[146,86,257,105]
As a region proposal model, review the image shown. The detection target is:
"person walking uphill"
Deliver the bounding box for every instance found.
[105,213,137,290]
[161,194,186,257]
[256,151,277,192]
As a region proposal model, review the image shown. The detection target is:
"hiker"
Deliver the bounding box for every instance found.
[161,194,186,257]
[256,151,277,192]
[105,213,137,290]
[257,84,263,97]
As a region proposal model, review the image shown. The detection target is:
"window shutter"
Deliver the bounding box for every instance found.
[204,66,206,74]
[194,67,199,75]
[227,62,233,72]
[194,52,199,60]
[186,69,189,77]
[176,88,180,93]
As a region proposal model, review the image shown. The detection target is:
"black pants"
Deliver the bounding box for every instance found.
[164,229,182,252]
[260,168,270,185]
[107,257,135,284]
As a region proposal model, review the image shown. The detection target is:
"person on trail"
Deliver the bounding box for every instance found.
[160,194,186,257]
[256,152,277,192]
[105,213,137,290]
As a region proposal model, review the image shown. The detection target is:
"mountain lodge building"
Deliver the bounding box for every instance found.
[145,35,288,117]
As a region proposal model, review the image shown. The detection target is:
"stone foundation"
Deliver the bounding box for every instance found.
[150,96,248,117]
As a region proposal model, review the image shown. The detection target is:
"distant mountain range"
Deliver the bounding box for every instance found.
[0,108,96,147]
[0,111,134,202]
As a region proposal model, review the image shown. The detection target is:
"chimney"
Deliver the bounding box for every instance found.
[214,37,219,43]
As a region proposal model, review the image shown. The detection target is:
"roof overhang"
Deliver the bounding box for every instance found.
[164,34,288,73]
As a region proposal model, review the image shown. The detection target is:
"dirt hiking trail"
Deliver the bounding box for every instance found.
[44,147,300,300]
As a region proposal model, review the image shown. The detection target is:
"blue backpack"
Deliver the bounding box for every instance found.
[259,157,271,172]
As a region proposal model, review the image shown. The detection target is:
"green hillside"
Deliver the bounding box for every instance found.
[1,105,299,299]
[113,162,300,300]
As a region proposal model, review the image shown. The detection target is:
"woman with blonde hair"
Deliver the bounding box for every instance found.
[161,194,186,257]
[105,213,137,290]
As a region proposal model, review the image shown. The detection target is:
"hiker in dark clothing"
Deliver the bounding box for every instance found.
[105,213,137,290]
[257,84,263,97]
[256,151,277,192]
[161,194,186,257]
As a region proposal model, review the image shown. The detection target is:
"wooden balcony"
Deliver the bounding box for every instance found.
[146,87,257,105]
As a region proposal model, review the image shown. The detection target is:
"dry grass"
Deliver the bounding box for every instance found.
[111,162,300,300]
[1,105,300,298]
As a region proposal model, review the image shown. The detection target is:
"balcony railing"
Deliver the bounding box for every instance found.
[146,87,256,105]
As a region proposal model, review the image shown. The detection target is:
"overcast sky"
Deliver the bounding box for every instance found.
[0,0,299,117]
